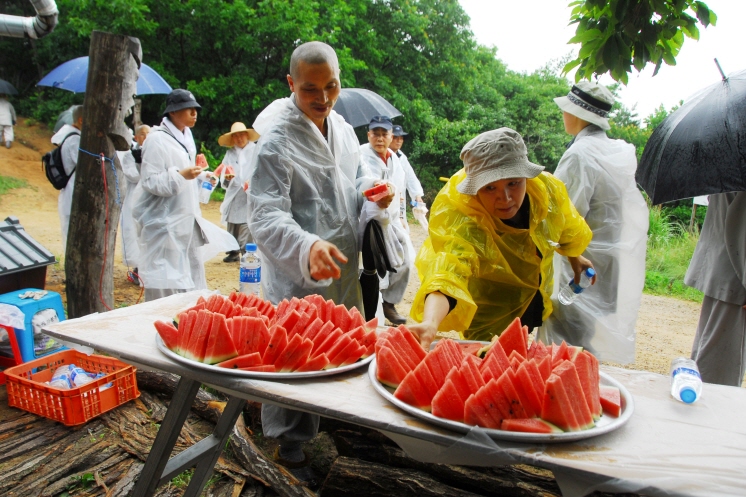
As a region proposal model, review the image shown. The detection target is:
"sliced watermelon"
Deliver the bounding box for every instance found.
[551,341,570,367]
[538,355,552,381]
[296,353,330,372]
[394,370,430,410]
[496,369,529,419]
[551,361,594,429]
[599,385,622,417]
[498,317,527,358]
[324,335,353,366]
[483,339,511,373]
[480,353,508,383]
[459,342,483,357]
[572,350,603,420]
[464,393,497,428]
[460,354,486,393]
[312,328,344,359]
[509,351,523,371]
[332,304,351,331]
[262,325,288,365]
[478,377,513,424]
[277,336,314,372]
[335,341,367,367]
[514,362,543,416]
[541,373,578,431]
[176,310,196,355]
[155,320,181,354]
[204,313,239,364]
[505,368,536,418]
[364,317,378,332]
[217,352,262,369]
[241,365,277,372]
[277,309,301,336]
[363,183,389,200]
[344,325,365,343]
[184,310,212,362]
[301,317,325,342]
[468,381,504,428]
[348,307,365,330]
[501,418,562,434]
[359,329,378,358]
[431,379,466,422]
[376,347,409,387]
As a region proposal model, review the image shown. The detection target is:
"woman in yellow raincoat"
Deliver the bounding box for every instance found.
[410,128,594,349]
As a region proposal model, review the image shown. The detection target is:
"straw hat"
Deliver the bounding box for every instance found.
[456,128,544,195]
[218,122,259,147]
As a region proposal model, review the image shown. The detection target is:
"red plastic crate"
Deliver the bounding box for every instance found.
[4,349,140,426]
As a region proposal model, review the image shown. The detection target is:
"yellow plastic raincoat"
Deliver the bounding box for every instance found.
[412,170,592,341]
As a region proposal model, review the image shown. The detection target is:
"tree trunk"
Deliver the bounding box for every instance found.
[66,30,142,317]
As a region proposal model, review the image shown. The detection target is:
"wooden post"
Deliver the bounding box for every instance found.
[66,31,141,318]
[134,98,142,129]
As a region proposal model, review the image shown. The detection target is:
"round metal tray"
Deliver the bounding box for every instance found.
[156,334,373,380]
[368,357,634,443]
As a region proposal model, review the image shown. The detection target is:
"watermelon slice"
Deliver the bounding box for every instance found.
[464,393,497,428]
[599,385,622,417]
[572,350,603,420]
[277,309,301,336]
[263,325,288,365]
[301,317,325,342]
[217,352,262,369]
[335,341,367,367]
[332,304,351,332]
[155,320,181,354]
[541,374,579,431]
[480,353,508,383]
[501,418,562,434]
[467,381,504,428]
[496,369,529,418]
[296,353,330,372]
[204,313,239,364]
[431,378,467,422]
[275,335,314,372]
[537,355,552,381]
[482,339,511,373]
[324,335,354,367]
[376,347,409,387]
[177,310,197,355]
[241,365,277,373]
[505,368,537,418]
[363,183,390,201]
[498,317,527,358]
[551,361,594,429]
[184,310,212,362]
[359,329,378,358]
[459,342,483,357]
[514,362,543,416]
[312,328,344,359]
[460,354,486,393]
[394,370,431,410]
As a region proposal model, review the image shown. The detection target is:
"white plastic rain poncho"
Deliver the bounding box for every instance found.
[219,143,256,226]
[119,148,141,267]
[396,149,425,201]
[359,143,415,302]
[132,119,238,291]
[539,125,648,364]
[248,96,375,309]
[52,124,81,246]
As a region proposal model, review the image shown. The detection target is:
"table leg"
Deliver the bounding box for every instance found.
[131,376,201,497]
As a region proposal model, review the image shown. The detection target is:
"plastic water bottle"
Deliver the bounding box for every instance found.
[558,267,596,305]
[199,180,213,204]
[240,243,261,297]
[49,364,73,389]
[670,357,702,404]
[70,366,96,387]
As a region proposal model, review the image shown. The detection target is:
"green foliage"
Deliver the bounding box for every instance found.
[565,0,717,83]
[0,175,29,195]
[645,204,703,302]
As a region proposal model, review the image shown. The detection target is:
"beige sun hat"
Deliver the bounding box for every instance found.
[553,81,615,131]
[456,128,545,195]
[218,122,260,147]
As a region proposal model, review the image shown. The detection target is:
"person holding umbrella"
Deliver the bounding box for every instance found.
[0,94,16,149]
[217,122,259,263]
[409,128,594,350]
[539,81,649,364]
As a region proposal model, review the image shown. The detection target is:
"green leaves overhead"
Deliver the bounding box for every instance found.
[564,0,717,84]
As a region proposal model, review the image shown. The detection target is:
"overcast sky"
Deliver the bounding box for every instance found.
[458,0,744,121]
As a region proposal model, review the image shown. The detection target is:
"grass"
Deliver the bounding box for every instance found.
[0,175,29,195]
[644,205,703,302]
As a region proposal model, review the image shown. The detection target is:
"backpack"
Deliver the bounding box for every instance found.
[42,131,80,190]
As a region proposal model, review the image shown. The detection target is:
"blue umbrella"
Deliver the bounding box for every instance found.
[37,56,172,95]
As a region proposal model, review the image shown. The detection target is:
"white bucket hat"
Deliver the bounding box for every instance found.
[553,81,614,131]
[456,127,545,195]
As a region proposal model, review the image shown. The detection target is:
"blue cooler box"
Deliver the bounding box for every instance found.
[0,288,67,362]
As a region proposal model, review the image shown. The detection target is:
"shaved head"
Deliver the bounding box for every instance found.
[289,41,339,79]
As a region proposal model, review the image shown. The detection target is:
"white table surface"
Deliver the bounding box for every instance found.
[43,292,746,497]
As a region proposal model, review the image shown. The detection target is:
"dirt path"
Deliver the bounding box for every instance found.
[0,119,703,378]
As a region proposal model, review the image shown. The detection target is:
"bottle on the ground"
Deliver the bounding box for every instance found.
[670,357,702,404]
[240,243,262,297]
[558,267,596,305]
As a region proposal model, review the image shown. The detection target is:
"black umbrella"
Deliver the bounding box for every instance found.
[637,68,746,205]
[334,88,401,128]
[0,79,18,95]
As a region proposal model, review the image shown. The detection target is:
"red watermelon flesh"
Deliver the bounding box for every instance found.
[326,336,356,367]
[394,370,430,410]
[313,328,345,359]
[359,329,378,358]
[338,342,367,367]
[205,294,221,312]
[470,381,506,428]
[541,373,580,431]
[599,385,622,417]
[309,321,336,350]
[296,353,330,372]
[217,352,262,369]
[398,325,427,361]
[464,393,497,428]
[243,317,270,357]
[538,355,552,381]
[176,310,194,354]
[196,296,207,306]
[524,359,546,398]
[218,298,234,317]
[501,418,561,434]
[325,335,353,364]
[572,350,602,420]
[348,307,365,330]
[509,351,523,371]
[289,311,313,337]
[204,313,239,364]
[263,325,288,365]
[184,310,212,362]
[483,339,511,373]
[414,362,444,404]
[332,304,351,331]
[431,379,467,422]
[155,320,181,354]
[378,332,419,370]
[498,317,527,358]
[459,342,484,357]
[480,353,508,383]
[376,346,409,387]
[550,362,594,430]
[278,335,314,372]
[277,309,301,336]
[364,318,378,332]
[344,325,365,343]
[229,291,239,302]
[496,370,529,419]
[505,368,537,418]
[515,362,543,416]
[241,307,260,318]
[273,333,303,371]
[551,342,570,367]
[301,317,325,342]
[460,354,486,393]
[234,292,248,307]
[241,365,276,372]
[442,366,469,401]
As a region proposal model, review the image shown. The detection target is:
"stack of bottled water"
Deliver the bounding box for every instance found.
[48,364,109,390]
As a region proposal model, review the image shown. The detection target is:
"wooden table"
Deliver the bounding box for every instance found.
[43,292,746,497]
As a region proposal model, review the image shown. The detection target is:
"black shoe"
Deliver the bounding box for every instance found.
[382,301,407,325]
[223,251,240,263]
[127,268,141,286]
[273,447,319,490]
